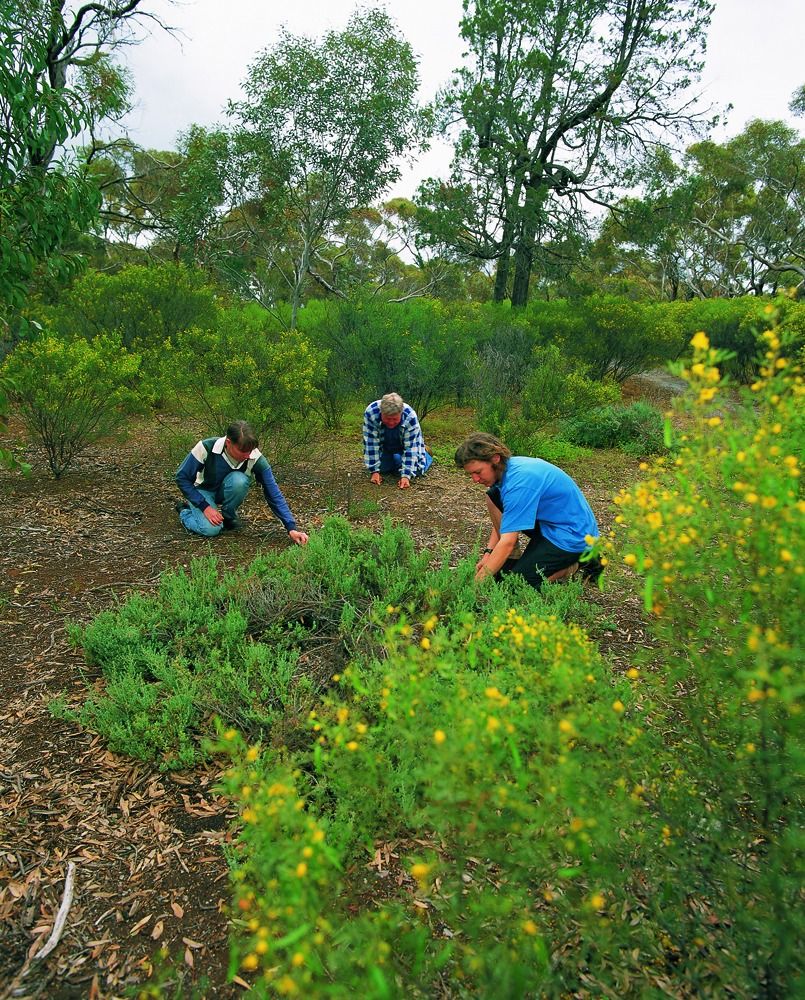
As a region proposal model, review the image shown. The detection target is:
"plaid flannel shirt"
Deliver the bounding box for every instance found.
[362,400,429,480]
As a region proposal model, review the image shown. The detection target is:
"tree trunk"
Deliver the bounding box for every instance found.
[511,181,545,308]
[291,233,313,330]
[492,176,521,301]
[511,240,532,307]
[493,253,510,301]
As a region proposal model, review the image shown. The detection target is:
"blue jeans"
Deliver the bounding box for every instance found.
[379,451,434,476]
[179,472,250,536]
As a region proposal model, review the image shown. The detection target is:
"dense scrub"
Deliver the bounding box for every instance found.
[9,265,804,479]
[63,312,803,998]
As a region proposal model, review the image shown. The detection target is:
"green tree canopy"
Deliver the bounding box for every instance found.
[419,0,715,307]
[590,119,805,298]
[224,7,431,326]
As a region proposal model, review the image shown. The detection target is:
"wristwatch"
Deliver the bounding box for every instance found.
[483,547,494,554]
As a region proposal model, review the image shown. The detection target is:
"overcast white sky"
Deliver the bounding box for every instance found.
[119,0,805,197]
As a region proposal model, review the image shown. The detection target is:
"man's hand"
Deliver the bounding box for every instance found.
[204,506,224,526]
[370,472,383,486]
[398,476,410,489]
[288,529,309,546]
[475,533,518,582]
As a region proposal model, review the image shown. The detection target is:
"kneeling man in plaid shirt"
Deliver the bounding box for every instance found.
[362,392,433,490]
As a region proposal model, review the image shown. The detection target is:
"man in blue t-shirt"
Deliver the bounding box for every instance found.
[455,432,602,589]
[175,420,308,543]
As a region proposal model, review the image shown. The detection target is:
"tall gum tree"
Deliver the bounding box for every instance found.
[225,7,430,328]
[421,0,714,306]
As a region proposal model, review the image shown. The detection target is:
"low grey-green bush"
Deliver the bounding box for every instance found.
[70,518,591,770]
[561,401,666,455]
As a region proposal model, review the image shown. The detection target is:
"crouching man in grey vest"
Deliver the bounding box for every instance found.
[175,419,308,544]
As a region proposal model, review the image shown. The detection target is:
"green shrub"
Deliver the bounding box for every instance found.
[524,297,587,351]
[161,308,325,468]
[562,400,666,455]
[666,296,763,381]
[70,519,595,771]
[603,313,803,995]
[524,433,591,466]
[2,333,141,477]
[302,297,474,421]
[475,342,619,455]
[521,343,620,428]
[527,296,684,381]
[219,610,641,996]
[35,262,220,352]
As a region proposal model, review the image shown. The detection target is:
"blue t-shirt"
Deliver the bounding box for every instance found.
[498,457,598,553]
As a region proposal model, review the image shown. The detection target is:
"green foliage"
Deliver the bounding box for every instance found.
[214,312,802,998]
[520,343,620,427]
[226,7,430,326]
[564,296,686,382]
[475,339,618,457]
[0,373,31,473]
[71,519,592,771]
[520,433,591,467]
[420,0,713,305]
[37,263,220,351]
[158,303,325,466]
[0,3,100,319]
[667,297,758,380]
[470,297,685,386]
[219,611,638,996]
[562,401,667,456]
[662,297,805,383]
[301,297,473,421]
[2,333,141,477]
[601,311,803,995]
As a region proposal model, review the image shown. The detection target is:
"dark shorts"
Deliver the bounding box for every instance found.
[487,485,588,590]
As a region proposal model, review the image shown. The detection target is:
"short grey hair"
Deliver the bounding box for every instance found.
[379,392,404,416]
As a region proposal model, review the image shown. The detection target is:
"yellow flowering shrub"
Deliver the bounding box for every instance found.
[221,603,663,997]
[606,306,803,993]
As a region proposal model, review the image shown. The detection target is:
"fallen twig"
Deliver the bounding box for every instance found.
[1,862,77,1000]
[33,860,76,961]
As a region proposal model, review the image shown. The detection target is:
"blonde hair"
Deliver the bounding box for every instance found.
[454,432,512,468]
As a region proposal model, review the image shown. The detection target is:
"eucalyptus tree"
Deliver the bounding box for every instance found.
[225,7,430,328]
[684,120,805,294]
[1,0,174,315]
[592,119,805,299]
[420,0,715,306]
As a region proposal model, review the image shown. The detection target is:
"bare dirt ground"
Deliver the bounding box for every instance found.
[0,393,668,998]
